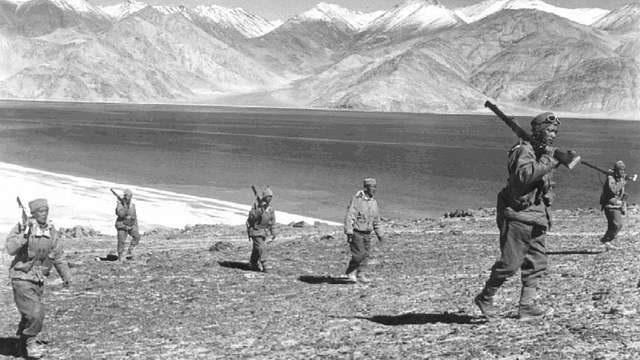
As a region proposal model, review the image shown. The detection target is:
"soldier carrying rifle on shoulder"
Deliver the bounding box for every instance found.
[475,103,579,320]
[111,188,141,261]
[246,185,276,272]
[598,160,634,250]
[6,197,71,358]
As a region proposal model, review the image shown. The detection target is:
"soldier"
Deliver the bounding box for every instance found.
[246,188,276,272]
[6,198,71,359]
[114,189,140,261]
[343,178,385,283]
[474,112,574,320]
[598,160,628,250]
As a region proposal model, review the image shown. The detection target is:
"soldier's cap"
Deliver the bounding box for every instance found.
[262,187,273,199]
[28,198,49,213]
[124,189,133,197]
[531,112,560,131]
[614,160,626,170]
[363,178,377,187]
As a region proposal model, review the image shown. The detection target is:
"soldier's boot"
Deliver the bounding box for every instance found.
[23,336,44,359]
[356,271,370,283]
[474,293,497,319]
[518,286,546,320]
[260,261,270,273]
[126,246,134,260]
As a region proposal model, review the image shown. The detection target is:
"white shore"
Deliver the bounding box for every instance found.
[0,162,340,235]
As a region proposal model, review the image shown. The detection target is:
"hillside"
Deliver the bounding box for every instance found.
[1,207,640,358]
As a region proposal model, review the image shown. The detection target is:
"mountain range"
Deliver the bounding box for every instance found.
[0,0,638,119]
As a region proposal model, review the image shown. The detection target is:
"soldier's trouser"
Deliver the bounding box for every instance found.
[345,231,372,275]
[117,226,141,256]
[601,208,623,243]
[481,220,547,305]
[250,236,267,266]
[12,279,45,338]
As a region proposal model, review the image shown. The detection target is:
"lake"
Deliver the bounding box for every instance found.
[0,100,638,223]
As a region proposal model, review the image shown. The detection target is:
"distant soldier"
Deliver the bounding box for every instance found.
[246,188,276,272]
[598,160,628,250]
[6,198,71,359]
[114,189,140,261]
[474,112,574,320]
[343,178,385,283]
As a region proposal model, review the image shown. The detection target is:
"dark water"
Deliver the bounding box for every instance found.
[0,100,638,222]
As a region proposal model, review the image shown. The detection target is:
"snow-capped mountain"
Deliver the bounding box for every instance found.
[46,0,107,15]
[593,3,640,32]
[101,0,147,20]
[454,0,609,25]
[192,5,279,37]
[154,5,191,19]
[364,0,463,33]
[297,2,384,31]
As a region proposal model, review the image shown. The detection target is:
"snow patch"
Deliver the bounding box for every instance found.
[193,5,279,37]
[298,2,384,31]
[454,0,609,25]
[101,0,148,20]
[365,0,461,32]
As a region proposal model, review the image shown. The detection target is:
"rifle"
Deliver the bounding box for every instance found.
[484,101,581,169]
[250,185,261,207]
[16,196,29,232]
[581,160,638,182]
[110,188,125,206]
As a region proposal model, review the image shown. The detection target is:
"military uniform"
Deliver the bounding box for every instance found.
[114,189,140,260]
[246,188,276,272]
[476,112,563,319]
[344,178,384,282]
[6,199,71,358]
[599,162,627,245]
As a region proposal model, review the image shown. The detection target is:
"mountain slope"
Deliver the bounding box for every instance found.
[299,2,383,31]
[192,5,282,37]
[593,3,640,33]
[101,0,147,21]
[14,0,110,36]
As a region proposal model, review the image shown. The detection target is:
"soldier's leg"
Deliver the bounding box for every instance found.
[250,236,266,271]
[116,230,128,259]
[12,279,45,338]
[356,233,372,281]
[127,226,141,258]
[480,220,531,300]
[520,227,548,306]
[258,236,269,271]
[345,231,367,275]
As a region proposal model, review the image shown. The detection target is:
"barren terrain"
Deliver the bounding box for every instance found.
[1,207,640,359]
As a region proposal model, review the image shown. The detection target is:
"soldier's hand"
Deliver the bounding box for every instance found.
[543,146,557,157]
[346,233,354,243]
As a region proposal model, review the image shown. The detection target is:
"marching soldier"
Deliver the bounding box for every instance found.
[114,189,141,261]
[343,178,385,283]
[598,160,628,250]
[474,112,574,320]
[246,188,276,272]
[6,198,71,359]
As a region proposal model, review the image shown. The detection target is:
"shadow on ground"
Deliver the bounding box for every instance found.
[547,250,604,255]
[218,261,254,271]
[0,337,21,357]
[298,275,354,285]
[351,312,487,325]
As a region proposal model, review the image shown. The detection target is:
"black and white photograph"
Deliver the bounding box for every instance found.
[0,0,639,358]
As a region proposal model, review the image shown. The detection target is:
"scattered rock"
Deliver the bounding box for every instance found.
[58,226,101,239]
[319,235,334,241]
[290,221,307,228]
[210,241,234,252]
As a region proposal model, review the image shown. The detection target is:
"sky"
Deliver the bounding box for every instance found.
[94,0,638,20]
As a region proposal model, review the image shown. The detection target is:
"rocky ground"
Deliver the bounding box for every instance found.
[1,207,640,359]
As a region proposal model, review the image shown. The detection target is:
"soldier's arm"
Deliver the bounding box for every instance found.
[129,204,137,221]
[6,224,27,255]
[344,196,357,235]
[48,226,71,283]
[606,176,622,205]
[269,209,276,237]
[373,207,384,241]
[512,146,558,186]
[115,203,127,217]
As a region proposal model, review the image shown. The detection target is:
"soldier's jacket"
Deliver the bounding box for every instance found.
[115,202,138,230]
[600,175,626,209]
[5,220,70,284]
[497,140,557,229]
[246,205,276,238]
[344,190,383,236]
